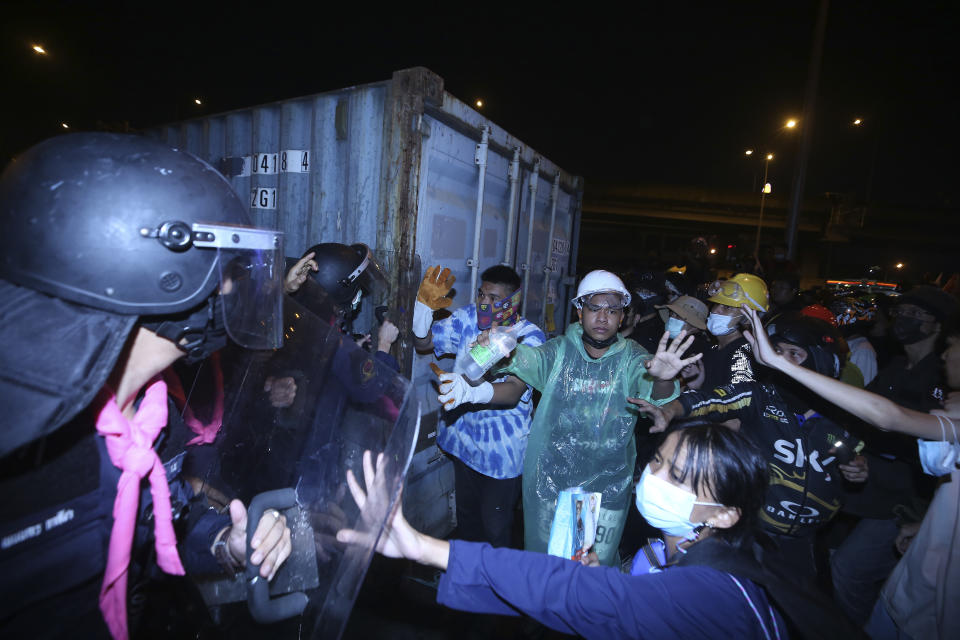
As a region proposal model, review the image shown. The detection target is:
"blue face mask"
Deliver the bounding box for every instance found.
[635,465,723,539]
[707,312,737,336]
[665,316,686,339]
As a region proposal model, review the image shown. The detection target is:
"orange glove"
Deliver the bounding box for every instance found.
[417,266,456,310]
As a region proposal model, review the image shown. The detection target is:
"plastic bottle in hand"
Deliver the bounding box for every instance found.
[464,321,527,381]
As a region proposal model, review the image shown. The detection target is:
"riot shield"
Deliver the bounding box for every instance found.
[181,292,419,639]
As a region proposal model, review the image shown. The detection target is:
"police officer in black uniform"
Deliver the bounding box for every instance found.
[0,133,292,638]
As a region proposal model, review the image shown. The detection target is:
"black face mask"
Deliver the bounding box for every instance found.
[892,316,931,345]
[581,331,618,350]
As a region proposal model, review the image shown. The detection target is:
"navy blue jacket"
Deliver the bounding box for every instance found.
[438,541,782,639]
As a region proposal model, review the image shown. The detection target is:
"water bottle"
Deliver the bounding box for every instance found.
[463,321,527,381]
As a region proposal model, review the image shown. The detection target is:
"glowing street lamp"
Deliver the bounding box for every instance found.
[32,44,47,55]
[785,119,797,129]
[754,153,775,256]
[475,99,484,108]
[853,118,863,126]
[744,149,754,156]
[895,262,904,270]
[61,123,69,129]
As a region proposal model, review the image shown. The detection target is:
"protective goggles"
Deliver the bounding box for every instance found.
[194,223,285,350]
[707,280,766,311]
[581,300,626,314]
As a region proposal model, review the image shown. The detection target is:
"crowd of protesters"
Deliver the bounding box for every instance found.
[2,132,958,639]
[404,250,960,639]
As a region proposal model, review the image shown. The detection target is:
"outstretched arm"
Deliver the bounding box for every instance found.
[742,306,948,440]
[336,451,450,569]
[628,397,687,433]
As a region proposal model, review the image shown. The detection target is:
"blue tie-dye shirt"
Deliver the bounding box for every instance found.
[432,304,546,479]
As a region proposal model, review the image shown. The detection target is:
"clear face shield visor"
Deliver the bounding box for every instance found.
[193,223,285,350]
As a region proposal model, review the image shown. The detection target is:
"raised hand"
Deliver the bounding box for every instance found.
[377,320,400,352]
[645,330,703,381]
[417,265,456,310]
[337,451,424,561]
[284,251,318,294]
[741,305,786,370]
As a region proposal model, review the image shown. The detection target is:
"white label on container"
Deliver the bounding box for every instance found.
[549,237,571,272]
[281,150,310,173]
[250,188,277,209]
[252,152,279,175]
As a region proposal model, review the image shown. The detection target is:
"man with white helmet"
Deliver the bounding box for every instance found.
[488,270,700,566]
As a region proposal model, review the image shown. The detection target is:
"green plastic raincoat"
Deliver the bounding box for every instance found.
[498,322,679,566]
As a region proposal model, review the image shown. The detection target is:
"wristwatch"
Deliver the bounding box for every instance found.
[212,526,243,576]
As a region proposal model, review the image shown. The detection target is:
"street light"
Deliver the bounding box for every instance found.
[754,153,774,257]
[61,123,69,129]
[744,149,754,156]
[785,119,797,129]
[32,44,47,55]
[895,262,904,270]
[475,99,484,108]
[194,98,202,105]
[853,118,863,126]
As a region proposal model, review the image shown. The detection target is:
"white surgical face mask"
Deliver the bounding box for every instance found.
[918,415,959,477]
[707,312,737,336]
[666,316,686,339]
[635,465,723,538]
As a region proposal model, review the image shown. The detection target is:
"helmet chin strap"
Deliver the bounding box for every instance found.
[581,331,618,350]
[141,296,228,365]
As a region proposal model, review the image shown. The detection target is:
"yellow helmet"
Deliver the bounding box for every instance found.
[707,273,770,312]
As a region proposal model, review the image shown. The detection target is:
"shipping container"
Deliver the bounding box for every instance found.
[148,67,583,536]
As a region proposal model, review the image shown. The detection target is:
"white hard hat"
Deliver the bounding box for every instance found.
[572,270,631,309]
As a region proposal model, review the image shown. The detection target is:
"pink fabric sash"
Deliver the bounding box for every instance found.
[95,378,185,640]
[163,352,225,446]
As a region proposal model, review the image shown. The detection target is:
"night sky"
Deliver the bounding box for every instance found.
[3,1,957,209]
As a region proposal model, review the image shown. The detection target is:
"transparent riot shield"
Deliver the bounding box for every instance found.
[180,292,418,639]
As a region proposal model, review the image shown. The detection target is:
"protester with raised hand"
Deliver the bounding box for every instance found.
[481,270,697,566]
[631,311,868,584]
[743,304,960,639]
[413,264,545,549]
[337,428,859,640]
